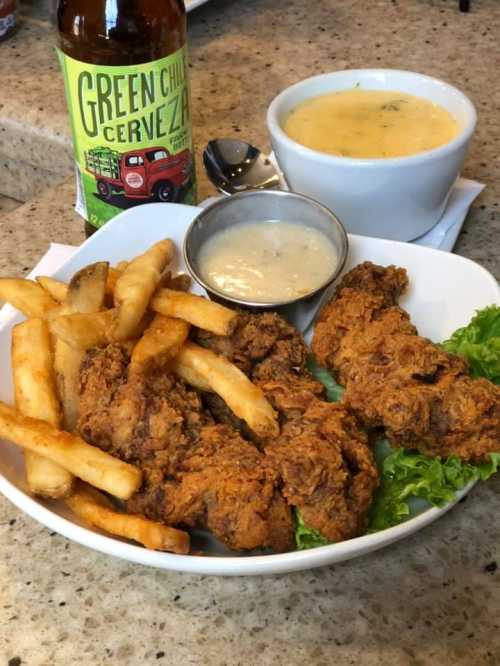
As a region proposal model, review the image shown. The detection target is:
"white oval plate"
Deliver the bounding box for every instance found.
[0,203,498,576]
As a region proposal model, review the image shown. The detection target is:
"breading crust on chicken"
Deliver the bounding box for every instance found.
[195,311,325,427]
[78,343,294,552]
[265,401,379,542]
[160,425,294,553]
[195,311,380,541]
[70,261,499,552]
[77,307,381,551]
[312,261,500,462]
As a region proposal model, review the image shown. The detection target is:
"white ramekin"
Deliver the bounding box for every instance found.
[267,69,477,241]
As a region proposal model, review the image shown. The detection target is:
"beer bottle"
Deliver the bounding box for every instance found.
[0,0,17,41]
[57,0,196,237]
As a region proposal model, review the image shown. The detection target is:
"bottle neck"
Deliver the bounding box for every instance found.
[57,0,186,66]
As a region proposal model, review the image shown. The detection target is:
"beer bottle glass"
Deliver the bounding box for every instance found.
[57,0,196,236]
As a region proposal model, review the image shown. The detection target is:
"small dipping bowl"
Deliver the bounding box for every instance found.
[183,190,348,328]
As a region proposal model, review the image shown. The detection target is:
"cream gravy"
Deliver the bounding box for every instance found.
[198,221,338,303]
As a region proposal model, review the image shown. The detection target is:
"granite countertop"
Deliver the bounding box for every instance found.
[1,1,500,665]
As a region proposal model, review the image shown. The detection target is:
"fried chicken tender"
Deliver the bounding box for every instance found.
[78,344,209,477]
[265,402,379,542]
[160,425,294,552]
[78,344,294,552]
[312,261,500,463]
[195,310,305,374]
[196,310,380,541]
[195,311,325,427]
[339,261,409,303]
[313,262,414,374]
[430,376,500,462]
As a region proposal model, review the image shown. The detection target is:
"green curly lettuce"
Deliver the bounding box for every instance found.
[369,448,500,532]
[294,509,329,550]
[441,305,500,384]
[370,304,500,531]
[306,356,344,401]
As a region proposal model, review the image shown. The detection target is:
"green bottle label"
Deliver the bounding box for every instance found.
[57,47,196,229]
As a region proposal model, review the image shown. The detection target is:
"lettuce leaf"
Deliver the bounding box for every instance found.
[441,305,500,384]
[294,509,329,550]
[369,448,500,532]
[306,356,344,401]
[476,452,500,481]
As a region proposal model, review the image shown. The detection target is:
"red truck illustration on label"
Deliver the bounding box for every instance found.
[84,146,193,203]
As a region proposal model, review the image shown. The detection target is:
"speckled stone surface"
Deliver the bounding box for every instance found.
[0,153,67,202]
[0,2,500,665]
[19,0,56,22]
[0,194,21,217]
[455,207,500,280]
[0,178,82,278]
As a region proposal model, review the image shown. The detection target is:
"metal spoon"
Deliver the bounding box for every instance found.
[203,138,281,195]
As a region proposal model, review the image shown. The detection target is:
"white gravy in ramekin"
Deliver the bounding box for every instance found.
[198,220,338,303]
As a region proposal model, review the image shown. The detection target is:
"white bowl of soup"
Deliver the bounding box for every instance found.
[267,69,477,241]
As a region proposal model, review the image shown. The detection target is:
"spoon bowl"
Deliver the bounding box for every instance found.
[203,138,281,195]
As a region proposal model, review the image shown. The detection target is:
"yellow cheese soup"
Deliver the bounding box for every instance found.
[283,88,460,159]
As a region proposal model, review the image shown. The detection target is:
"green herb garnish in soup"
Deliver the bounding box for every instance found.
[283,88,460,159]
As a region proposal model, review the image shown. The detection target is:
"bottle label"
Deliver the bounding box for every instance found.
[57,47,196,229]
[0,0,16,39]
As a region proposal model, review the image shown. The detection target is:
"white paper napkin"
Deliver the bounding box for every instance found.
[412,178,484,250]
[25,243,78,279]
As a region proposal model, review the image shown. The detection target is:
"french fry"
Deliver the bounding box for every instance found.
[174,342,279,438]
[0,401,142,500]
[0,278,58,318]
[63,262,108,313]
[130,314,190,375]
[151,289,238,336]
[157,271,191,292]
[12,320,62,425]
[171,357,212,392]
[113,239,175,340]
[36,276,68,303]
[53,262,110,424]
[165,273,191,292]
[65,482,190,553]
[54,340,83,432]
[12,319,73,498]
[114,261,129,273]
[106,267,121,295]
[49,309,117,350]
[39,264,121,306]
[50,309,150,350]
[54,264,108,431]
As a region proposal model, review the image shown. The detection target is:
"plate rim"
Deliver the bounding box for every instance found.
[0,451,474,575]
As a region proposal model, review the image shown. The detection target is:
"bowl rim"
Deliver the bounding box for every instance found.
[267,68,477,168]
[182,189,349,308]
